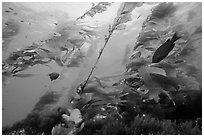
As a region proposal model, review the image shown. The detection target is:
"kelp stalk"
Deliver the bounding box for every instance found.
[79,19,120,94]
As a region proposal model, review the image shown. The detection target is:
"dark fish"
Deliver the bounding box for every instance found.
[54,23,58,25]
[5,10,10,13]
[152,32,181,63]
[48,72,60,81]
[20,20,24,22]
[9,7,14,10]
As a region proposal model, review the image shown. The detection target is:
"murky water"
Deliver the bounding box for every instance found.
[2,2,202,130]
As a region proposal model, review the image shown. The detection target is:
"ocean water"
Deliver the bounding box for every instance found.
[2,2,202,133]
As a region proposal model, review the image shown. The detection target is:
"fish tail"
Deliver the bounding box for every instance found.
[172,32,181,42]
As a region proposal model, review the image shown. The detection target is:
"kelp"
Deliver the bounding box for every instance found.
[76,2,112,20]
[73,2,201,134]
[2,19,97,87]
[3,2,202,135]
[77,2,143,94]
[149,2,177,20]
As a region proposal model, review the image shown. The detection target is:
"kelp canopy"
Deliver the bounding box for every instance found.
[2,2,202,135]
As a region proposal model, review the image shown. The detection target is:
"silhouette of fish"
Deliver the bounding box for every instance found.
[5,10,11,13]
[152,32,181,63]
[9,7,14,10]
[48,72,60,81]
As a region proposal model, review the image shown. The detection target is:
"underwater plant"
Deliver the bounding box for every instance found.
[2,2,202,135]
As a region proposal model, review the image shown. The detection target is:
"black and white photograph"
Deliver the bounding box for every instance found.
[2,1,202,135]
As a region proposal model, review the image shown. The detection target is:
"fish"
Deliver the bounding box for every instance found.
[48,72,60,81]
[9,7,14,10]
[152,32,181,63]
[5,10,11,13]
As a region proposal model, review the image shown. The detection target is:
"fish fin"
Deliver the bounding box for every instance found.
[172,32,181,42]
[166,39,170,42]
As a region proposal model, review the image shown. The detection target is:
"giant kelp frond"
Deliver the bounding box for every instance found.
[76,2,112,20]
